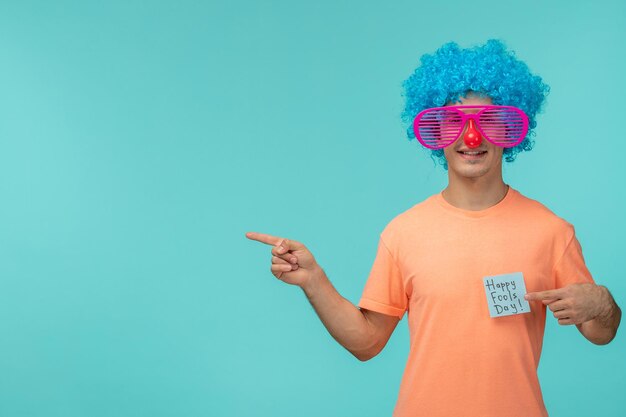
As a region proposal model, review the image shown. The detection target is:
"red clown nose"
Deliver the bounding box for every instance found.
[463,119,482,148]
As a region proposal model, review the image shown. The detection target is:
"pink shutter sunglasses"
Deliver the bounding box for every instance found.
[413,105,529,150]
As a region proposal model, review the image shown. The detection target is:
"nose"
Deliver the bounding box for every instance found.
[463,119,482,148]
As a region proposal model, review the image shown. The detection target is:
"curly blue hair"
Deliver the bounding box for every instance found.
[401,39,550,169]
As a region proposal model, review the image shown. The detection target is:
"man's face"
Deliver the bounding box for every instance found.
[442,94,504,179]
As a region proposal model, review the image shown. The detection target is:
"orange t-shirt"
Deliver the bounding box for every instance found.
[358,187,594,417]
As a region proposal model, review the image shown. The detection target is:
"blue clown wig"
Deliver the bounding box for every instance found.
[401,39,550,169]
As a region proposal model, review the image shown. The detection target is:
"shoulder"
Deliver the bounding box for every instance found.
[511,188,575,238]
[379,194,439,243]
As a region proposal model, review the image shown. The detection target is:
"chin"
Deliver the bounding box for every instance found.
[458,167,491,178]
[447,151,502,177]
[448,159,497,179]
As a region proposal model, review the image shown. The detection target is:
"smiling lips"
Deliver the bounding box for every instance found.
[458,150,487,154]
[457,149,488,159]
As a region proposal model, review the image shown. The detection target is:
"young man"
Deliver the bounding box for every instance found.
[245,40,621,416]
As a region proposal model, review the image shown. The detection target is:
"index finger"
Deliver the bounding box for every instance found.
[245,232,283,246]
[524,288,563,302]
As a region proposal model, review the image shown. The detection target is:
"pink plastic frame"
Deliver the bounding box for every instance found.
[413,105,529,150]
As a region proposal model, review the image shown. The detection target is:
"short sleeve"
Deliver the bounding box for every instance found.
[553,229,595,288]
[358,236,407,319]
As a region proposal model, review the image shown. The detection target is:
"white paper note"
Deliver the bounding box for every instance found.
[483,272,531,318]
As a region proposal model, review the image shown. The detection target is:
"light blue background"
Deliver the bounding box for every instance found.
[0,1,624,416]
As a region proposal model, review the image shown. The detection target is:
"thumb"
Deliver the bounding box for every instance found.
[276,238,305,253]
[276,238,317,269]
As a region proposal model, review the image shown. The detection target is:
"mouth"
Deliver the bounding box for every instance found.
[457,150,488,160]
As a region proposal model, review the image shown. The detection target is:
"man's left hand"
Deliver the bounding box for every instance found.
[525,284,608,325]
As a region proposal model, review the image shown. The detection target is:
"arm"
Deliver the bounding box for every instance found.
[575,285,621,345]
[526,284,621,345]
[301,266,400,361]
[246,232,400,360]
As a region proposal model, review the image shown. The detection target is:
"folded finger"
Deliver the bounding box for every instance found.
[271,263,299,274]
[553,309,570,319]
[547,300,568,312]
[271,245,298,263]
[272,256,292,265]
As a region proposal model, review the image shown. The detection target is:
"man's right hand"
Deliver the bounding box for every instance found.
[246,231,400,361]
[245,232,321,289]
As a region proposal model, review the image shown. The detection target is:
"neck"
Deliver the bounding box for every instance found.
[442,170,508,211]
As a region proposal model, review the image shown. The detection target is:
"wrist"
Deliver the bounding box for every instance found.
[301,265,326,295]
[594,285,616,324]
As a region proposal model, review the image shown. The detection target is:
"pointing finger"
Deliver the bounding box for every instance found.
[525,289,563,301]
[245,232,283,246]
